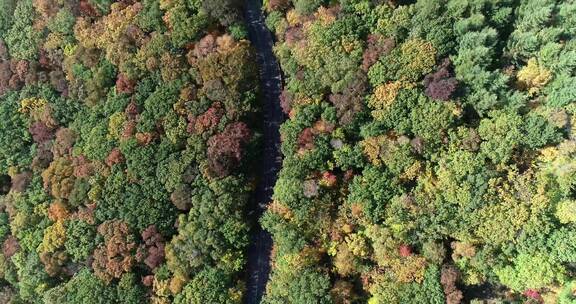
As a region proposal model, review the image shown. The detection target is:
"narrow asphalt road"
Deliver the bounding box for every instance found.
[243,0,284,303]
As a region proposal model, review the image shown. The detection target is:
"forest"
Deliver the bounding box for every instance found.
[0,0,575,303]
[260,0,576,303]
[0,0,259,303]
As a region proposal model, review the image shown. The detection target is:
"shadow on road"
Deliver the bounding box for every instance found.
[243,1,285,303]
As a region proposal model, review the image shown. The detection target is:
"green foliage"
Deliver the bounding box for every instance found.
[348,166,400,223]
[0,0,16,36]
[478,110,522,164]
[47,8,76,37]
[452,28,510,113]
[3,0,576,301]
[201,0,241,26]
[43,268,116,304]
[138,0,166,32]
[0,92,33,173]
[368,266,445,304]
[0,212,10,241]
[0,2,261,300]
[521,113,563,149]
[64,220,98,262]
[174,267,241,304]
[116,273,146,304]
[166,177,250,277]
[95,168,176,233]
[263,267,332,304]
[293,0,325,15]
[368,38,437,85]
[262,0,576,300]
[164,1,209,48]
[558,281,576,304]
[12,251,50,302]
[4,0,40,60]
[495,253,564,291]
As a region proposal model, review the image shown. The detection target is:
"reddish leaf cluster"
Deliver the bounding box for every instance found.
[207,122,252,177]
[441,265,463,304]
[362,35,395,71]
[267,0,290,11]
[188,103,224,134]
[79,0,99,16]
[523,289,542,301]
[0,59,37,95]
[423,58,458,101]
[328,72,367,125]
[136,225,165,270]
[30,121,55,144]
[170,184,192,211]
[106,148,125,167]
[280,90,294,114]
[72,155,93,178]
[285,26,304,46]
[192,35,218,59]
[52,128,76,158]
[93,220,136,283]
[11,172,31,193]
[135,132,154,146]
[125,101,139,119]
[32,145,54,171]
[49,70,68,95]
[40,251,67,277]
[116,73,136,94]
[398,244,412,257]
[2,236,19,258]
[321,172,337,187]
[122,120,136,139]
[298,128,315,151]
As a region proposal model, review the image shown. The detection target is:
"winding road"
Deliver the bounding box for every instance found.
[243,0,284,303]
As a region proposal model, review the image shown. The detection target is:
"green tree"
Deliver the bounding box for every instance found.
[173,267,242,304]
[43,268,117,304]
[64,219,98,262]
[4,0,41,60]
[478,110,522,164]
[495,253,564,291]
[0,92,33,173]
[263,267,333,304]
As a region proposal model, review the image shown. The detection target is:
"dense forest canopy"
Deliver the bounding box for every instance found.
[0,0,260,303]
[261,0,576,303]
[2,0,576,303]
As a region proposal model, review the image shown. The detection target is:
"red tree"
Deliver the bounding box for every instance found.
[189,103,223,134]
[11,172,31,193]
[2,236,19,258]
[423,58,458,101]
[106,148,125,167]
[52,128,76,158]
[93,220,136,283]
[29,121,55,144]
[279,90,294,115]
[207,122,252,177]
[0,61,12,95]
[116,73,136,94]
[362,35,395,71]
[298,128,315,151]
[267,0,290,11]
[441,265,463,304]
[328,72,367,125]
[399,244,412,257]
[136,225,165,270]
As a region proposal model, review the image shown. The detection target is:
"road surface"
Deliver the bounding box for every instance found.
[243,0,284,303]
